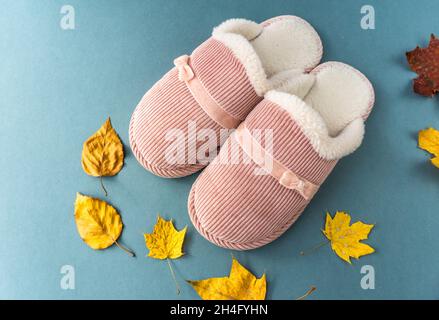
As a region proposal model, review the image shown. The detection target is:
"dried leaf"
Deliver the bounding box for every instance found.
[322,211,374,264]
[144,215,187,294]
[81,118,124,195]
[406,34,439,97]
[74,193,134,256]
[418,127,439,168]
[144,215,187,260]
[187,257,266,300]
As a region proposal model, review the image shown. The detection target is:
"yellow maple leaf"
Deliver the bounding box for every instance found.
[322,211,374,264]
[81,118,124,195]
[418,127,439,168]
[74,193,134,256]
[144,215,187,294]
[144,215,187,259]
[187,257,266,300]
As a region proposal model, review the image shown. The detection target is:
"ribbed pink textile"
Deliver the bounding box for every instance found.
[129,39,261,178]
[188,99,337,250]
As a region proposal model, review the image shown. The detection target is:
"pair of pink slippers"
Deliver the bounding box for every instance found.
[130,16,375,250]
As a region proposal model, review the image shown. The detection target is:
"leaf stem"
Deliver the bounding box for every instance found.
[167,258,181,295]
[100,176,108,196]
[114,240,135,257]
[300,240,329,256]
[296,286,317,300]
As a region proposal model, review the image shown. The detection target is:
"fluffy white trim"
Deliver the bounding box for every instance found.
[213,18,262,40]
[213,19,268,95]
[212,17,322,96]
[266,91,365,160]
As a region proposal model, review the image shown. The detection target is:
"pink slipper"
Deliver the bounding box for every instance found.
[129,16,323,178]
[188,62,375,250]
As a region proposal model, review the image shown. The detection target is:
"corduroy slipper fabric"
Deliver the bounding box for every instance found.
[129,16,323,178]
[188,62,375,250]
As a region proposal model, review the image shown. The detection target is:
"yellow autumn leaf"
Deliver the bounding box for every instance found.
[81,118,124,195]
[418,127,439,168]
[322,211,374,264]
[187,257,266,300]
[431,157,439,168]
[144,215,187,260]
[74,193,134,256]
[144,215,187,294]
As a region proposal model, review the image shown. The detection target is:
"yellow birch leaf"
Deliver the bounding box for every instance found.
[144,215,187,260]
[322,211,374,264]
[74,193,134,256]
[81,118,124,195]
[187,257,266,300]
[419,127,439,156]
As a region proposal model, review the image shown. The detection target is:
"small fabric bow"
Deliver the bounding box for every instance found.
[279,171,318,201]
[174,55,194,82]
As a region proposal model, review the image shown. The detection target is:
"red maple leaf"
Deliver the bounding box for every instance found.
[406,34,439,97]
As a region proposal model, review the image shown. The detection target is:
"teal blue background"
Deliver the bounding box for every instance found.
[1,0,438,300]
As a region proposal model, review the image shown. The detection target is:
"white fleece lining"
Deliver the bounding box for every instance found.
[274,73,316,100]
[306,62,374,136]
[212,17,322,96]
[266,91,366,160]
[265,62,374,160]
